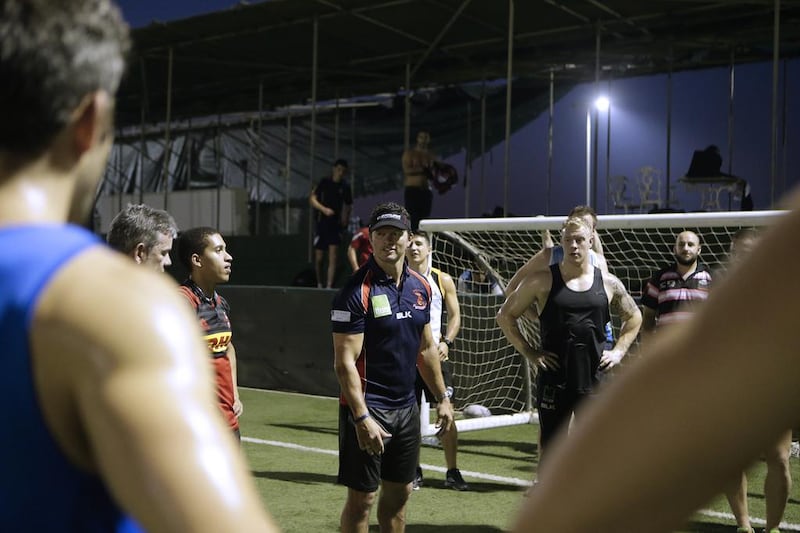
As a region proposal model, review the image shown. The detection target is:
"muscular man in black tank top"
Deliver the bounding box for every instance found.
[497,217,642,461]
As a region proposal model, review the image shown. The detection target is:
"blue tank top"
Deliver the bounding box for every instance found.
[0,225,142,532]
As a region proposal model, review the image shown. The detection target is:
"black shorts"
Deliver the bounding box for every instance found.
[536,381,593,453]
[415,359,455,404]
[337,403,420,492]
[404,186,433,231]
[314,217,342,249]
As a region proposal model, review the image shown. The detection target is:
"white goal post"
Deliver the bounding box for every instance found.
[417,210,787,436]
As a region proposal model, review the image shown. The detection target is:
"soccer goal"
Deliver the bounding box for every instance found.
[418,209,787,436]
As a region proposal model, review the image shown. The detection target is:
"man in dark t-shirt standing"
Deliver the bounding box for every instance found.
[310,159,352,288]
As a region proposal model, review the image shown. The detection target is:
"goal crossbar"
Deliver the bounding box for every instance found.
[420,210,786,232]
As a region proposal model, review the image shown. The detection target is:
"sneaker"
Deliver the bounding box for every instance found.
[412,466,423,490]
[444,468,470,491]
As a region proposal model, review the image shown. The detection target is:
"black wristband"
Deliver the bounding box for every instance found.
[443,337,454,348]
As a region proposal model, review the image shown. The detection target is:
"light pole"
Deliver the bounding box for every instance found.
[585,95,609,207]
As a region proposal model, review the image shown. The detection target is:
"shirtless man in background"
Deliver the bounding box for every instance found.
[402,131,435,231]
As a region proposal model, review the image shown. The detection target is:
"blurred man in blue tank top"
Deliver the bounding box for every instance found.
[0,1,277,531]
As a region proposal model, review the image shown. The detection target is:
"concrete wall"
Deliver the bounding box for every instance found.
[165,234,319,288]
[223,286,340,397]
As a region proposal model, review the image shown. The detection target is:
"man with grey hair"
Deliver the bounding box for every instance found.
[107,203,178,272]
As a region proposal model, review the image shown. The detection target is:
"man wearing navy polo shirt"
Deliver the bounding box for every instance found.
[332,202,454,533]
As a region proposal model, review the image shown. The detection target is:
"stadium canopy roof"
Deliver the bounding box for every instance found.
[117,0,800,127]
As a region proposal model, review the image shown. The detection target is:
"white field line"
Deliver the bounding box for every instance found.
[241,390,800,530]
[695,509,800,531]
[243,436,800,530]
[240,386,336,401]
[242,436,532,487]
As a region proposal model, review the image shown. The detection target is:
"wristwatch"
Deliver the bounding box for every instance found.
[438,389,453,402]
[443,337,454,348]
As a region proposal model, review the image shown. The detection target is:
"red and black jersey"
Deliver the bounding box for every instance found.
[178,279,238,430]
[178,279,232,358]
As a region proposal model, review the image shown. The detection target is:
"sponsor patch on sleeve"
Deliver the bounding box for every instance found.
[331,309,352,322]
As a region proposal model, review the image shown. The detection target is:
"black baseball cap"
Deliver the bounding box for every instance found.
[333,158,348,168]
[368,203,411,231]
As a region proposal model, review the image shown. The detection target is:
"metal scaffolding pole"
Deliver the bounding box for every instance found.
[255,81,263,236]
[665,47,673,204]
[546,69,554,215]
[502,0,514,216]
[138,57,147,205]
[187,116,193,219]
[308,17,319,260]
[480,81,486,216]
[727,49,736,175]
[162,47,173,210]
[115,130,123,212]
[334,94,340,160]
[404,62,411,151]
[585,109,591,206]
[781,58,789,195]
[591,23,601,208]
[465,100,472,217]
[605,81,612,213]
[770,0,781,205]
[216,113,222,230]
[286,113,292,234]
[351,107,357,201]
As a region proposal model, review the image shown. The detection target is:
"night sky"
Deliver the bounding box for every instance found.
[117,0,265,28]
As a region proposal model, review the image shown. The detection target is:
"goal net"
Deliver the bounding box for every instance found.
[417,210,786,435]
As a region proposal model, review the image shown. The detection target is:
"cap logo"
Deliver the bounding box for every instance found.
[369,208,410,230]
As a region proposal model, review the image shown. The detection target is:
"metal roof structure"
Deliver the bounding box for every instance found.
[117,0,800,126]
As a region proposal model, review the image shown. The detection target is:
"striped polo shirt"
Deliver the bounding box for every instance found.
[641,263,712,328]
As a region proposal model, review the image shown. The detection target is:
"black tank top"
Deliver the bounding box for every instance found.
[539,263,610,392]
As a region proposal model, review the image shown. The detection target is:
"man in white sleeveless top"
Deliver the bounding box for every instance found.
[407,231,469,491]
